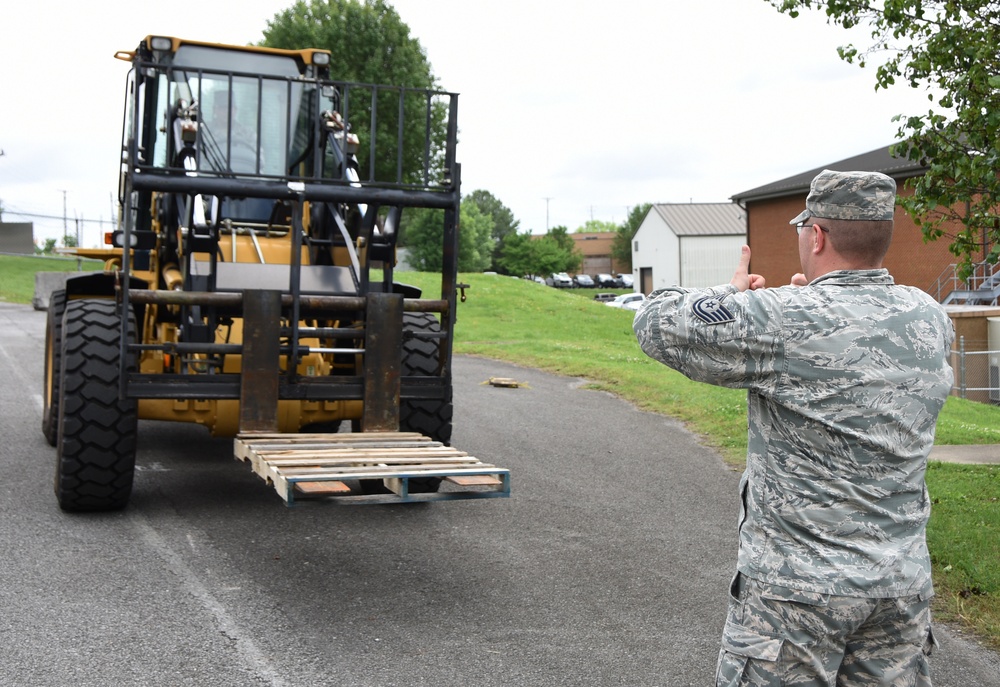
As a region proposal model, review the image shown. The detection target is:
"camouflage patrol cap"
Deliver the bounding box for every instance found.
[789,169,896,224]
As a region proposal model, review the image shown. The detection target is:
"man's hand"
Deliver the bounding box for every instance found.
[790,273,809,287]
[730,245,766,292]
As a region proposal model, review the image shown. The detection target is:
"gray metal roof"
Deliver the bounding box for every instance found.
[651,202,746,236]
[730,144,927,203]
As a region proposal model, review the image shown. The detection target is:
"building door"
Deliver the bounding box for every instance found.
[640,267,653,295]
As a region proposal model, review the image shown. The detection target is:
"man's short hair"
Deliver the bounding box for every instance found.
[821,218,894,264]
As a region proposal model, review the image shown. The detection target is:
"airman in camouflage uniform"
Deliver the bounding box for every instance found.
[633,170,954,686]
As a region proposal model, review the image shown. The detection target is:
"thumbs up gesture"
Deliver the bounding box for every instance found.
[730,245,766,292]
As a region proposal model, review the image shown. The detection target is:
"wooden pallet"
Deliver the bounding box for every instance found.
[234,432,510,506]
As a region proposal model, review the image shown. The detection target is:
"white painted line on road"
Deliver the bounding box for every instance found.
[0,338,31,385]
[131,513,288,686]
[0,337,43,412]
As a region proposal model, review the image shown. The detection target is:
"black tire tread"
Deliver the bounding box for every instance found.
[55,299,138,512]
[399,312,453,445]
[399,313,453,493]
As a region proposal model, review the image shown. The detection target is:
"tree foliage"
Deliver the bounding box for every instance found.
[465,189,520,272]
[613,203,652,271]
[261,0,446,185]
[546,225,575,254]
[35,238,57,255]
[768,0,1000,276]
[498,232,581,277]
[575,219,617,233]
[496,233,539,277]
[403,200,494,273]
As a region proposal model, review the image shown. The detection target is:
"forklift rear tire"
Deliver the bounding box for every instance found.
[54,299,138,512]
[42,289,67,446]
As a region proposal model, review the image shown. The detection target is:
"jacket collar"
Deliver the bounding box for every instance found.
[810,269,894,287]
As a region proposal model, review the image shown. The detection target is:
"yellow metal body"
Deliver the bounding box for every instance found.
[73,203,370,437]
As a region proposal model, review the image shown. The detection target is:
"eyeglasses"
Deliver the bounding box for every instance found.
[796,221,830,235]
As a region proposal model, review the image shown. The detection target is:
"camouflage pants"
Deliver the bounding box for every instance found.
[716,573,935,686]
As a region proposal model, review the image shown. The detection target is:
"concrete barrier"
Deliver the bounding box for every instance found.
[32,272,73,311]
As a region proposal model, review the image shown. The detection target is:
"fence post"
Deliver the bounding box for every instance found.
[959,335,967,399]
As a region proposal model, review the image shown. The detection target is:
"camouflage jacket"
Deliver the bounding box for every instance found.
[633,269,954,597]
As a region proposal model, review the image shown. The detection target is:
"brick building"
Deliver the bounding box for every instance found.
[730,146,960,295]
[569,232,624,276]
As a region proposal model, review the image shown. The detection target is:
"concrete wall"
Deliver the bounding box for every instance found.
[32,272,73,310]
[0,222,35,255]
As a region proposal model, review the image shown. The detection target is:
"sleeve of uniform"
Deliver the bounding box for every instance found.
[632,284,783,392]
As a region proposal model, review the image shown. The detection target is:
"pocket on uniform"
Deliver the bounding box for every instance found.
[728,572,745,602]
[916,627,935,687]
[758,585,830,607]
[923,625,938,657]
[721,620,784,661]
[716,621,784,687]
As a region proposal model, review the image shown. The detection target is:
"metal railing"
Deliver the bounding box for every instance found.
[933,261,1000,305]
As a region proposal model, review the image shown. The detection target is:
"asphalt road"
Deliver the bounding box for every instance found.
[1,301,998,687]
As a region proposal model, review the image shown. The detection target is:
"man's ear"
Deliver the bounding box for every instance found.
[811,225,826,255]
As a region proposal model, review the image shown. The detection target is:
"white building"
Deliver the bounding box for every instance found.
[631,203,746,294]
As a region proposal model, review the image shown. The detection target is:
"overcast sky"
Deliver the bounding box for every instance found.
[0,0,934,246]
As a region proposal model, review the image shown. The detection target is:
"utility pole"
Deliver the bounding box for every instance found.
[59,189,68,245]
[543,197,552,232]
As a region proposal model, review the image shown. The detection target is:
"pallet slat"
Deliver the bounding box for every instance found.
[294,480,352,495]
[233,432,510,506]
[446,474,504,487]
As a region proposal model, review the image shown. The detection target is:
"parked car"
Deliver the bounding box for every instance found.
[617,273,634,288]
[545,272,573,288]
[573,273,595,288]
[595,273,618,288]
[593,292,618,302]
[605,293,645,310]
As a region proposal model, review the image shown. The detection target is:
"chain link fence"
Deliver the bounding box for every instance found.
[952,335,1000,403]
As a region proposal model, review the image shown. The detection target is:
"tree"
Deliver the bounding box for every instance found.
[498,232,580,277]
[496,232,536,277]
[767,1,1000,276]
[575,219,617,233]
[403,200,494,273]
[612,203,652,271]
[536,235,581,274]
[261,0,446,185]
[546,225,575,254]
[544,225,582,272]
[465,189,520,273]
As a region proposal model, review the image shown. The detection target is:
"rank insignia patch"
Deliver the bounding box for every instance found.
[692,296,735,325]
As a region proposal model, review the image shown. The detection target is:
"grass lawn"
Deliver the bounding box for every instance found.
[0,254,103,303]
